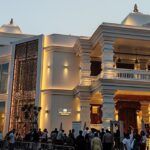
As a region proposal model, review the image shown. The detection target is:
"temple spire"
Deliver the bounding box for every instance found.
[133,4,139,13]
[10,18,13,25]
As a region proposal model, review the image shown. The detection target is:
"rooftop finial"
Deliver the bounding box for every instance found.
[10,18,13,25]
[133,4,139,13]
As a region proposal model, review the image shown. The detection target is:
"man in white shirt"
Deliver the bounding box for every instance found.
[122,133,131,150]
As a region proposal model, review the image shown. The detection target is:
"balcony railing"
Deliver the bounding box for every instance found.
[91,68,150,85]
[114,68,150,81]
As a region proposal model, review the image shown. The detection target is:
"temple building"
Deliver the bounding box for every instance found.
[0,5,150,136]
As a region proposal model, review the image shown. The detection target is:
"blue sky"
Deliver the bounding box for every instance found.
[0,0,150,36]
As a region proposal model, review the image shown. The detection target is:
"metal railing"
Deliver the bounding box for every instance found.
[0,140,75,150]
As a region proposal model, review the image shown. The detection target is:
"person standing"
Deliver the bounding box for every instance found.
[91,132,102,150]
[122,133,131,150]
[140,130,147,150]
[102,129,113,150]
[9,129,15,150]
[75,130,85,150]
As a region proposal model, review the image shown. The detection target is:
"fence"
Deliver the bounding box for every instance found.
[0,140,75,150]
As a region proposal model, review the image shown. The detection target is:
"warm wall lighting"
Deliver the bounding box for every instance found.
[63,65,69,69]
[45,109,49,114]
[47,65,51,69]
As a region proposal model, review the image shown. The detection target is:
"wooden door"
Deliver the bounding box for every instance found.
[119,108,137,132]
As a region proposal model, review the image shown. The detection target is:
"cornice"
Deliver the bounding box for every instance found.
[73,38,92,56]
[74,85,91,100]
[44,45,74,53]
[0,32,34,38]
[91,22,150,50]
[41,88,73,96]
[101,78,150,92]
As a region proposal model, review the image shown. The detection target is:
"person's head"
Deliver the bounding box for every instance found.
[79,130,82,135]
[133,128,138,135]
[86,127,89,130]
[44,128,47,132]
[101,128,104,132]
[124,133,129,139]
[94,132,98,137]
[72,129,75,133]
[12,129,15,133]
[140,130,145,136]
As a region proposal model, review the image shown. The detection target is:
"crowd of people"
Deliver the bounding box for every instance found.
[122,128,147,150]
[2,126,149,150]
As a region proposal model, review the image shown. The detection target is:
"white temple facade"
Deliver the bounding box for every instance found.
[0,6,150,136]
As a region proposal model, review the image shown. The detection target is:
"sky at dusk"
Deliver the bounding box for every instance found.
[0,0,150,36]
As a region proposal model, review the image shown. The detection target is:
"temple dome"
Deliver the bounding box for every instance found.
[122,13,150,26]
[0,19,22,34]
[121,4,150,27]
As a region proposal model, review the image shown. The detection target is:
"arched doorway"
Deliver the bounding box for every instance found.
[116,101,141,132]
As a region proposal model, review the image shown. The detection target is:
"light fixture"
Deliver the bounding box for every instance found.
[45,109,49,113]
[63,65,69,69]
[47,65,51,69]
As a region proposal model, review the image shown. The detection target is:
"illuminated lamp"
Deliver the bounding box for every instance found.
[45,109,49,113]
[63,65,69,69]
[47,65,51,69]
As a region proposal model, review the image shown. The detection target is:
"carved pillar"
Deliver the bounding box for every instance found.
[102,91,115,129]
[80,53,91,86]
[76,86,91,128]
[80,99,90,128]
[101,41,115,78]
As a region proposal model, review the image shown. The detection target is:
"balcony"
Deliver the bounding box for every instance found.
[114,68,150,81]
[91,68,150,85]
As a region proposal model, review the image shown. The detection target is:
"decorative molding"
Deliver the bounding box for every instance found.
[41,88,73,96]
[44,45,74,53]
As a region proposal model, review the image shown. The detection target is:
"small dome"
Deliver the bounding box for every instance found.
[0,19,22,34]
[121,4,150,27]
[121,13,150,26]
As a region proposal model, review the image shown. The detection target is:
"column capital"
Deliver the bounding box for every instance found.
[101,89,116,97]
[74,85,91,101]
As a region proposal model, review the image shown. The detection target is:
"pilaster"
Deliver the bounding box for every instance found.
[80,53,91,86]
[75,86,91,128]
[101,40,115,79]
[74,39,92,86]
[101,90,115,129]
